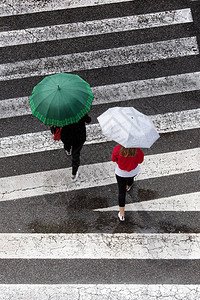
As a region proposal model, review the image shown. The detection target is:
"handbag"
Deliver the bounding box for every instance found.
[53,127,62,141]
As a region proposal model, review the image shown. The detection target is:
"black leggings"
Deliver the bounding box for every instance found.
[72,143,84,175]
[64,141,84,175]
[116,175,135,207]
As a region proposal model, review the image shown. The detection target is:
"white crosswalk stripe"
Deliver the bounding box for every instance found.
[0,0,134,16]
[1,37,199,81]
[94,192,200,211]
[0,9,193,47]
[1,284,200,300]
[0,0,200,298]
[1,148,199,202]
[1,232,200,259]
[1,72,200,118]
[1,109,200,158]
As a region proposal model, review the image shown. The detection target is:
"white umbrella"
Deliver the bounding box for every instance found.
[97,107,160,148]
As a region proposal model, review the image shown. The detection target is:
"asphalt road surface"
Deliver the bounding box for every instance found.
[0,0,200,299]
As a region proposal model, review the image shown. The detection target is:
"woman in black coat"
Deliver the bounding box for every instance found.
[60,114,91,182]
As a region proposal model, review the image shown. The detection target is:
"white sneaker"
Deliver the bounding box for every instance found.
[126,184,134,192]
[65,148,72,155]
[71,171,79,182]
[118,212,125,221]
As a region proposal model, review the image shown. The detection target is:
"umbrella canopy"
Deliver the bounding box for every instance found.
[29,73,94,126]
[97,107,160,148]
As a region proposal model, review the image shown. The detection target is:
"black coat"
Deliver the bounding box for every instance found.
[60,114,91,145]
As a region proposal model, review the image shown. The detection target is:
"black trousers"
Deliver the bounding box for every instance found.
[64,141,84,175]
[116,175,135,207]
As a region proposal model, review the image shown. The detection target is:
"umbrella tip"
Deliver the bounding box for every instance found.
[57,85,61,90]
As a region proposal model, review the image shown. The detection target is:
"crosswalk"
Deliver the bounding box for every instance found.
[1,37,198,81]
[1,148,199,201]
[1,109,200,157]
[0,0,200,299]
[0,0,134,16]
[0,8,194,47]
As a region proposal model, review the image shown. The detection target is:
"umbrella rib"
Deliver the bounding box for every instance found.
[45,92,59,122]
[110,115,132,135]
[30,73,93,126]
[98,107,160,148]
[119,109,142,132]
[33,92,55,111]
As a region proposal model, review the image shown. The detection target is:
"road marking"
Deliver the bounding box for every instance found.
[94,192,200,212]
[0,96,31,119]
[0,233,200,259]
[1,72,200,118]
[1,109,200,158]
[0,284,200,299]
[0,148,199,202]
[0,0,134,16]
[0,37,198,81]
[150,108,200,133]
[0,9,193,47]
[92,71,200,104]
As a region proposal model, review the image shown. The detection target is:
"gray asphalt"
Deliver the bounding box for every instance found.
[1,259,200,284]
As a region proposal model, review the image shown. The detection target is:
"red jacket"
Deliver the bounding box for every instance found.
[111,145,144,172]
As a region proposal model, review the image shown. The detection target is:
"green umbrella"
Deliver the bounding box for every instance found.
[29,73,94,127]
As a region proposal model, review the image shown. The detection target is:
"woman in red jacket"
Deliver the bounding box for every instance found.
[111,145,144,221]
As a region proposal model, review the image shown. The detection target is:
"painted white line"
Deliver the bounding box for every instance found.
[150,108,200,133]
[1,109,200,158]
[94,192,200,212]
[92,71,200,105]
[0,124,107,158]
[0,96,31,119]
[0,9,193,47]
[0,232,200,259]
[0,148,199,202]
[0,37,198,81]
[1,72,200,119]
[0,284,200,300]
[0,0,133,16]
